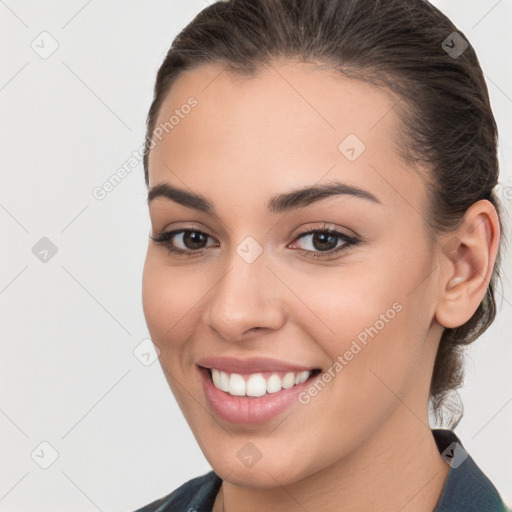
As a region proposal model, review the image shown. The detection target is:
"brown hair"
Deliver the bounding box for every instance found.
[142,0,504,428]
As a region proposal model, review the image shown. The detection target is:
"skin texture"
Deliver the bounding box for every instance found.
[142,59,500,512]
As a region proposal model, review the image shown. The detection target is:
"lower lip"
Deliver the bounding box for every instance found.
[198,366,320,424]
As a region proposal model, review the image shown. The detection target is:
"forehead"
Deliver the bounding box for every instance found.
[147,60,426,214]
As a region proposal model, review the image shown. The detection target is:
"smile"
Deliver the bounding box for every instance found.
[198,365,323,424]
[208,368,320,397]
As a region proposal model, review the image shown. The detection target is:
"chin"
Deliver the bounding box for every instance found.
[216,464,303,489]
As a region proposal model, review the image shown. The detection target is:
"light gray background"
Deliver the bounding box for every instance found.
[0,1,511,511]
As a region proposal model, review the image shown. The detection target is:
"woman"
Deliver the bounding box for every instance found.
[135,0,510,510]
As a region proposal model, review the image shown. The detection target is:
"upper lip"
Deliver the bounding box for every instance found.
[197,356,317,374]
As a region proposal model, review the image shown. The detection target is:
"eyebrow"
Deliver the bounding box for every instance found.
[147,180,381,214]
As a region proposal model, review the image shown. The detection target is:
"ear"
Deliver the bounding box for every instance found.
[435,200,500,329]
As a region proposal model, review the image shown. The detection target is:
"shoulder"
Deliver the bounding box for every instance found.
[132,470,222,512]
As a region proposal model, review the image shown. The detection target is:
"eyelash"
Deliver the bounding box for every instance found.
[149,224,360,260]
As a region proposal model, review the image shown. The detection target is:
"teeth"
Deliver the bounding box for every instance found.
[219,370,230,392]
[281,372,296,389]
[210,368,312,397]
[246,374,267,397]
[229,373,246,396]
[266,374,282,394]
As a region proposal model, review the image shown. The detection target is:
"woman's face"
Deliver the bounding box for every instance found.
[142,60,446,486]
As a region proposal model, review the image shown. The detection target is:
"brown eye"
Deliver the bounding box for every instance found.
[150,229,218,256]
[290,227,360,259]
[180,231,209,250]
[302,232,340,252]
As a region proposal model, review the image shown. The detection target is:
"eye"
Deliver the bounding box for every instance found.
[149,229,218,257]
[289,225,360,259]
[150,224,360,259]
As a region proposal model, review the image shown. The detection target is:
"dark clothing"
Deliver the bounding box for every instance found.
[133,429,511,512]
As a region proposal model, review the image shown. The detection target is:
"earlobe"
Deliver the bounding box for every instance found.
[434,200,500,329]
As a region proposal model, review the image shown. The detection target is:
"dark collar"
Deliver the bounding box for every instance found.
[431,428,509,511]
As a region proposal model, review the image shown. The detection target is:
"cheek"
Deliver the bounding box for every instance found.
[285,261,409,355]
[141,252,202,350]
[295,248,435,396]
[284,265,433,463]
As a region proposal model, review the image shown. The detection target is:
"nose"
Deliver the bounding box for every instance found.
[203,244,287,342]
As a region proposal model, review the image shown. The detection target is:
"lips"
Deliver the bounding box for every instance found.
[196,355,318,374]
[196,355,323,423]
